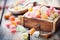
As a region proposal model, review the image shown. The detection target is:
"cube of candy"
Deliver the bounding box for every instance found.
[54,12,58,18]
[6,23,11,28]
[22,33,28,40]
[49,7,55,13]
[4,12,12,19]
[48,17,54,20]
[28,7,33,12]
[50,14,55,19]
[9,16,15,21]
[42,14,48,19]
[32,31,40,37]
[16,25,26,32]
[16,20,21,25]
[41,6,48,12]
[46,13,50,17]
[10,21,17,26]
[36,14,41,18]
[36,9,41,14]
[11,29,16,33]
[46,9,51,16]
[29,28,35,35]
[36,9,41,18]
[10,25,16,29]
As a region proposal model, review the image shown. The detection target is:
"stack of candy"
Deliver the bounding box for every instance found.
[22,33,28,40]
[24,6,59,20]
[6,22,26,33]
[6,22,16,33]
[5,13,27,33]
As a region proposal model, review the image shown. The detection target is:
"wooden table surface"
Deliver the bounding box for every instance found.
[0,0,60,40]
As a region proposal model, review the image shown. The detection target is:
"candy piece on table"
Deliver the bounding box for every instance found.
[22,33,28,40]
[10,21,17,26]
[6,23,11,28]
[11,29,16,33]
[28,7,33,12]
[32,31,40,37]
[16,26,21,32]
[29,28,35,36]
[4,15,9,19]
[4,12,12,19]
[10,25,16,29]
[16,25,26,32]
[9,16,15,21]
[16,20,21,25]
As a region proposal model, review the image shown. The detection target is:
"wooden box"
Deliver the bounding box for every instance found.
[20,16,60,32]
[19,16,60,38]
